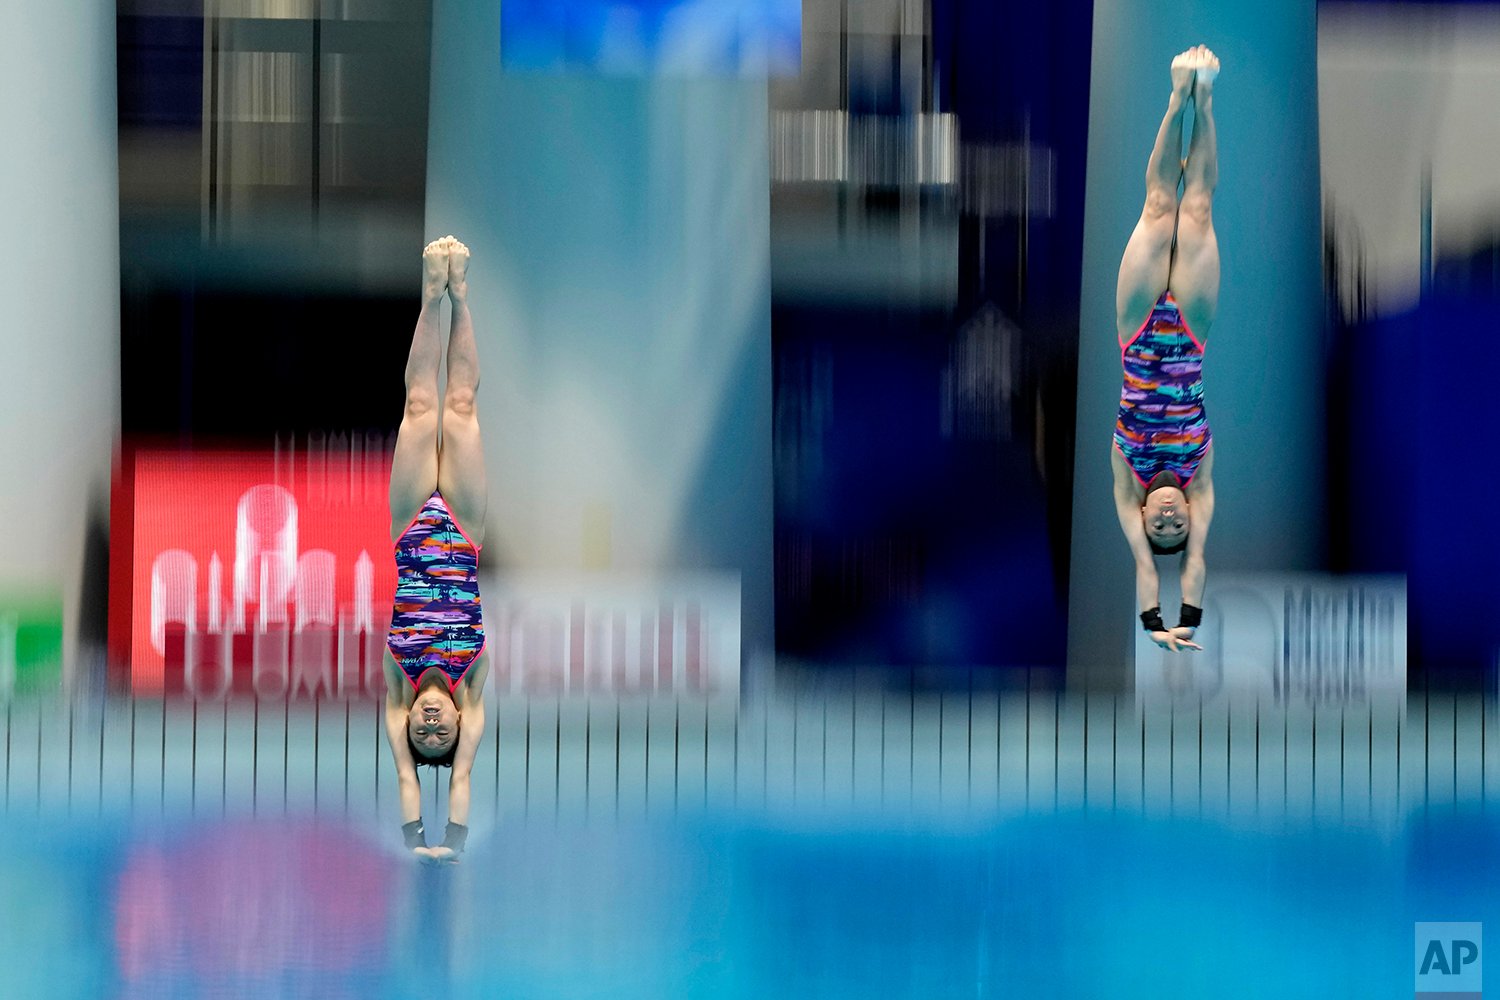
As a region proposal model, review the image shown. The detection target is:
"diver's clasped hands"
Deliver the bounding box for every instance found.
[1150,628,1203,653]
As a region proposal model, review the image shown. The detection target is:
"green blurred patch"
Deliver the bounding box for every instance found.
[0,591,63,696]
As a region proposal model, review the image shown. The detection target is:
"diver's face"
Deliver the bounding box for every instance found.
[1142,488,1190,547]
[409,689,460,757]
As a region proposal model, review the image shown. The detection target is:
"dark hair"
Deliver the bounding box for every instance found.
[1149,538,1188,556]
[407,728,458,769]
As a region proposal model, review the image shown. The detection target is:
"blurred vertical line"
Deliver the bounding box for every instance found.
[1452,696,1458,812]
[907,687,914,807]
[67,694,74,813]
[342,700,349,815]
[1396,699,1402,810]
[1282,707,1288,813]
[1052,687,1060,812]
[1111,693,1118,814]
[758,696,768,808]
[523,700,532,820]
[553,700,560,822]
[310,13,320,224]
[312,698,319,811]
[282,697,289,813]
[922,0,932,113]
[36,701,42,811]
[1420,163,1432,302]
[821,696,828,806]
[372,698,380,822]
[1195,699,1202,818]
[838,0,849,236]
[189,701,201,815]
[1168,702,1175,817]
[1138,702,1145,810]
[613,701,621,821]
[1311,705,1317,815]
[203,7,215,239]
[792,696,799,804]
[996,688,1002,808]
[672,698,679,814]
[1254,702,1260,815]
[159,698,166,813]
[222,699,228,816]
[6,701,15,806]
[1024,668,1031,809]
[1018,113,1030,308]
[967,673,975,810]
[492,697,507,814]
[585,698,593,822]
[1081,678,1089,810]
[130,697,137,809]
[642,701,650,813]
[937,694,944,806]
[98,697,106,815]
[732,699,740,809]
[1367,705,1373,820]
[1339,706,1345,821]
[252,698,259,815]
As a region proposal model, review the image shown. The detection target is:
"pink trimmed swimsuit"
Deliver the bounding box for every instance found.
[1113,291,1211,487]
[386,491,485,690]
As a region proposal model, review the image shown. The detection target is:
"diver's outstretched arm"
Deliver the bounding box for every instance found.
[1176,450,1215,637]
[381,655,425,846]
[419,654,490,864]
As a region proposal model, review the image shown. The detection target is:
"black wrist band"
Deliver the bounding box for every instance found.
[1140,608,1166,633]
[402,819,425,850]
[442,822,469,852]
[1178,603,1203,629]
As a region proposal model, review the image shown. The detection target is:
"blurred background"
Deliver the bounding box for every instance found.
[3,0,1500,995]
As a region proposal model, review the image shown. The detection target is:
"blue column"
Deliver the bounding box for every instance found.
[1068,0,1325,679]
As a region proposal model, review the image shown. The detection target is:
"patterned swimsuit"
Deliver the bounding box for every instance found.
[1113,292,1211,487]
[387,491,485,690]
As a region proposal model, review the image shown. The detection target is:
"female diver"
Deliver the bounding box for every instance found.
[1112,46,1220,653]
[384,235,490,861]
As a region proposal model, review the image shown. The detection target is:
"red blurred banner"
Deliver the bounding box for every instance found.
[109,443,395,698]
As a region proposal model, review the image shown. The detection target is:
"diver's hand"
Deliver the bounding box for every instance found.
[414,846,460,865]
[1151,630,1202,652]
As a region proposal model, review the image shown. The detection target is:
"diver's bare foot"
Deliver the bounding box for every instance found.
[445,235,470,304]
[1186,44,1219,96]
[1170,49,1197,99]
[422,239,448,303]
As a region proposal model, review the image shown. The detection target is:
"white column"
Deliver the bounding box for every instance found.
[0,0,121,674]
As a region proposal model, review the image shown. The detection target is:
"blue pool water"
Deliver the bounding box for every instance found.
[2,809,1494,998]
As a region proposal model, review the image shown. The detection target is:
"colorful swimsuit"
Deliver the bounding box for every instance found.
[387,491,485,691]
[1113,292,1211,488]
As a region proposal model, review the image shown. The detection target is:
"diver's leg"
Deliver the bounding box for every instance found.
[1172,47,1221,337]
[436,237,489,545]
[389,240,447,536]
[1115,50,1198,339]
